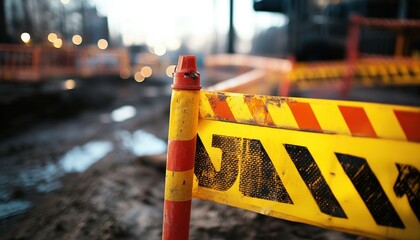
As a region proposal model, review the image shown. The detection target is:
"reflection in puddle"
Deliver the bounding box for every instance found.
[60,141,113,173]
[119,129,167,156]
[0,188,9,201]
[0,131,164,219]
[17,162,64,190]
[36,181,62,193]
[0,200,32,219]
[111,105,137,122]
[0,140,113,219]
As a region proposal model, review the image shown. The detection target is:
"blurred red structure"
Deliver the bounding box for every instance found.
[0,44,129,82]
[343,15,420,96]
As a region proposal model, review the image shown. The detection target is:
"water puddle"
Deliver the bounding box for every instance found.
[0,200,32,219]
[111,105,137,122]
[0,140,113,219]
[18,162,63,193]
[0,130,166,219]
[119,129,167,156]
[59,141,113,173]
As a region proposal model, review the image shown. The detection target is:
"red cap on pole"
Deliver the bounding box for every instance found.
[172,55,201,90]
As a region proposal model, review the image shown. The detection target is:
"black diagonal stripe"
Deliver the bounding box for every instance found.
[240,139,293,204]
[336,153,405,228]
[194,134,241,191]
[394,163,420,222]
[285,144,347,218]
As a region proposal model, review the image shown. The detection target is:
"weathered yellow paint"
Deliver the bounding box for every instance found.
[225,94,254,122]
[309,102,351,135]
[199,92,215,120]
[193,119,420,240]
[168,90,200,140]
[300,97,419,141]
[364,106,407,140]
[265,98,300,130]
[165,169,194,202]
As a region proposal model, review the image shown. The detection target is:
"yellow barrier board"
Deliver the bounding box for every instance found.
[192,91,420,239]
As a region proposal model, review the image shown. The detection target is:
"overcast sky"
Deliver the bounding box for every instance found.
[91,0,287,52]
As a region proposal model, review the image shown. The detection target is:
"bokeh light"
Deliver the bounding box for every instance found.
[134,72,145,82]
[20,32,31,44]
[166,39,181,51]
[60,0,70,4]
[53,39,63,48]
[166,65,176,78]
[47,33,57,43]
[140,66,152,78]
[72,35,83,45]
[153,44,166,56]
[64,79,76,90]
[97,39,108,50]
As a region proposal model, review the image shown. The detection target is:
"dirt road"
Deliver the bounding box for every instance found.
[0,76,370,239]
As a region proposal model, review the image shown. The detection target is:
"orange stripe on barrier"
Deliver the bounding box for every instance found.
[244,96,275,127]
[167,137,197,171]
[206,93,236,122]
[199,91,420,142]
[288,102,322,132]
[163,200,192,240]
[394,110,420,142]
[339,106,377,138]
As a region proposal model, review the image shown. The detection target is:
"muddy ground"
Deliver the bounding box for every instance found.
[2,75,417,239]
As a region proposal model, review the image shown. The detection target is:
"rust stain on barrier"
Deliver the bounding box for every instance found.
[243,94,255,99]
[244,95,275,127]
[264,97,282,108]
[216,92,228,101]
[281,97,298,103]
